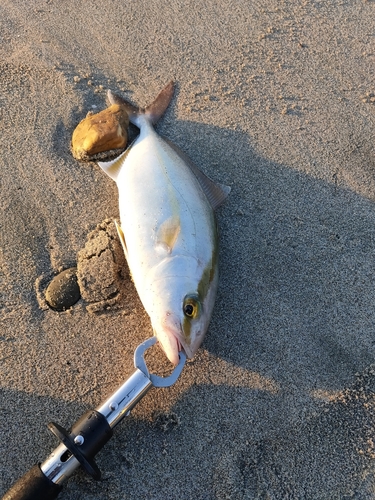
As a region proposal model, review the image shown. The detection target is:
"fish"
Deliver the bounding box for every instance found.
[97,81,230,365]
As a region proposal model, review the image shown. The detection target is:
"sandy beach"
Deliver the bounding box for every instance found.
[1,0,375,498]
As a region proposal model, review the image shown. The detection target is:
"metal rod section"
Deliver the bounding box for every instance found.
[40,444,80,485]
[96,369,152,428]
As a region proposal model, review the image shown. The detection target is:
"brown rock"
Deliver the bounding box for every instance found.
[71,104,129,160]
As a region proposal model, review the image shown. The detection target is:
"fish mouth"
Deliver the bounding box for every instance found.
[153,316,197,365]
[153,325,182,366]
[177,340,193,359]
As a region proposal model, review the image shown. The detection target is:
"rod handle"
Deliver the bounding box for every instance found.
[1,464,62,500]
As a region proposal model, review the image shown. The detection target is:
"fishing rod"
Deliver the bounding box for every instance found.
[2,337,186,500]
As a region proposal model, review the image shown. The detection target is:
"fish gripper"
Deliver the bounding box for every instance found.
[2,337,186,500]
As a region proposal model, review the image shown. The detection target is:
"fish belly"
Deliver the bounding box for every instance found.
[116,129,216,308]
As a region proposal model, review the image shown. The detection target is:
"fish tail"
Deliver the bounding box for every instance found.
[107,81,174,127]
[107,89,140,123]
[144,81,174,124]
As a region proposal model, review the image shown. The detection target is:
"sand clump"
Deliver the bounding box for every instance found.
[76,219,130,313]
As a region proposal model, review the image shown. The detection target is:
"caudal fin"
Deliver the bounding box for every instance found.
[107,81,174,127]
[144,81,174,124]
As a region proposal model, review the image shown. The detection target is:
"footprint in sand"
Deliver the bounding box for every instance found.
[37,219,131,313]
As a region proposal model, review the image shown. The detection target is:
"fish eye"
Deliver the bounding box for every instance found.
[184,304,194,317]
[183,295,200,319]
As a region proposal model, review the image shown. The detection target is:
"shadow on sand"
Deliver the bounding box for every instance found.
[2,114,375,499]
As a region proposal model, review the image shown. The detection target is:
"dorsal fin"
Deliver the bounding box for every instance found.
[164,138,231,210]
[107,81,174,128]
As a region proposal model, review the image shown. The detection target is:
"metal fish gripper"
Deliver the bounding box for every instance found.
[2,337,186,500]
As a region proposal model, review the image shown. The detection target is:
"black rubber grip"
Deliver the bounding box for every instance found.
[48,410,113,480]
[1,464,62,500]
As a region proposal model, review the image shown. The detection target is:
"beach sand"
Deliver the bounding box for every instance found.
[1,0,375,498]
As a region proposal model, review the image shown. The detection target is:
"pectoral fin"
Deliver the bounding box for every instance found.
[155,215,181,254]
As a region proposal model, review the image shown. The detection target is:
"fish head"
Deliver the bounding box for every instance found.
[145,259,218,365]
[150,288,207,365]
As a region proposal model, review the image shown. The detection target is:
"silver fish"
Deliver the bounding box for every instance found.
[98,82,230,365]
